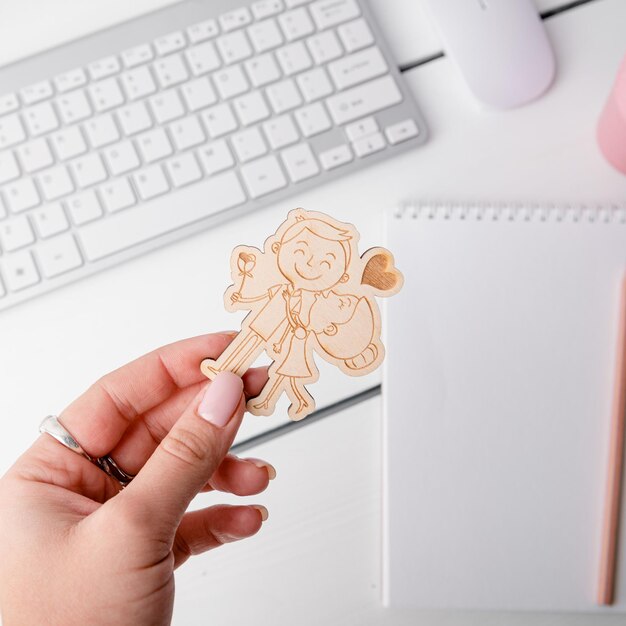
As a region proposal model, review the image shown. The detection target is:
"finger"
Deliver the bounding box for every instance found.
[117,372,245,536]
[202,455,276,495]
[107,366,269,476]
[173,504,267,568]
[59,333,236,458]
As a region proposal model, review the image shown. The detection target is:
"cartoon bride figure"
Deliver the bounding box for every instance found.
[201,208,402,420]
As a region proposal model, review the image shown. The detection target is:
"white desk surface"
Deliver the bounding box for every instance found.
[1,0,626,624]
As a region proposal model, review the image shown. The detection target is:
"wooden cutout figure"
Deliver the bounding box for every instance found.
[201,208,403,420]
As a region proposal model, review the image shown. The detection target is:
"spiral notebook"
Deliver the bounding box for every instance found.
[383,202,626,611]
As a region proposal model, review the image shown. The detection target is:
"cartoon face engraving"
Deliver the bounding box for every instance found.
[201,208,403,421]
[277,228,348,292]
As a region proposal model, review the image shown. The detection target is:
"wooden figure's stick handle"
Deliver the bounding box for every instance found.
[598,274,626,605]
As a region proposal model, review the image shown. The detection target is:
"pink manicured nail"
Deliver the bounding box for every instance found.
[252,505,269,522]
[197,372,243,427]
[246,458,277,480]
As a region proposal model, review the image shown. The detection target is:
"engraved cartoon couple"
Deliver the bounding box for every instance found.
[201,208,403,420]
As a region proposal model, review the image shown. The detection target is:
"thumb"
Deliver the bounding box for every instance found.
[117,372,245,537]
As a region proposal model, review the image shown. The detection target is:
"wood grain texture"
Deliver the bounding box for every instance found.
[201,209,403,420]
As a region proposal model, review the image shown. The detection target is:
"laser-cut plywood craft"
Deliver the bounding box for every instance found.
[201,209,403,420]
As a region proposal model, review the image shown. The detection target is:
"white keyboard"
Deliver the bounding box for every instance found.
[0,0,427,310]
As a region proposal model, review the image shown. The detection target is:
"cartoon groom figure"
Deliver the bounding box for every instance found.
[202,208,402,420]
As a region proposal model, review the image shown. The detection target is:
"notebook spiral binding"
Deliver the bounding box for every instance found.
[394,201,626,224]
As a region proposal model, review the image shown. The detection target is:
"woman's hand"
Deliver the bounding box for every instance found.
[0,333,273,626]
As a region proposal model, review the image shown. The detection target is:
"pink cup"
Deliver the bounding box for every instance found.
[598,53,626,174]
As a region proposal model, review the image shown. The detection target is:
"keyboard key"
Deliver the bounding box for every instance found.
[276,41,312,75]
[0,93,19,116]
[80,171,245,261]
[0,114,25,149]
[0,196,6,220]
[219,7,252,32]
[263,114,299,149]
[103,140,140,175]
[201,103,238,138]
[245,53,281,88]
[248,18,283,53]
[338,18,374,52]
[154,31,186,56]
[385,118,419,144]
[325,75,402,125]
[38,165,74,200]
[310,0,359,30]
[89,56,121,80]
[149,90,185,124]
[196,139,234,175]
[217,31,253,65]
[170,115,206,151]
[0,215,35,251]
[306,30,343,64]
[17,138,54,173]
[137,128,174,163]
[181,77,217,111]
[132,164,170,200]
[54,68,87,93]
[297,66,332,102]
[31,202,69,238]
[71,154,107,188]
[281,142,319,181]
[84,114,120,148]
[352,130,385,157]
[187,19,219,44]
[66,190,103,225]
[117,102,153,135]
[4,178,40,213]
[100,177,136,213]
[266,78,302,113]
[233,92,270,126]
[36,233,83,278]
[121,44,154,68]
[56,89,92,124]
[50,126,87,160]
[294,102,331,137]
[319,143,352,169]
[252,0,284,20]
[241,154,287,198]
[20,80,53,105]
[120,66,157,101]
[185,41,221,76]
[285,0,310,7]
[278,8,314,41]
[0,151,20,183]
[2,250,39,291]
[345,116,378,140]
[328,47,387,90]
[165,153,203,187]
[89,78,125,112]
[213,65,249,100]
[23,102,59,136]
[153,54,189,88]
[231,127,268,162]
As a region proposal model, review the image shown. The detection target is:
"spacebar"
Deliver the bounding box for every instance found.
[79,172,246,261]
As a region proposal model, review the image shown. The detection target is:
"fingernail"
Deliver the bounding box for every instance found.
[197,372,243,427]
[246,458,277,480]
[251,505,269,522]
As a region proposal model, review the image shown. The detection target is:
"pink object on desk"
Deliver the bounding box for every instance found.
[598,54,626,174]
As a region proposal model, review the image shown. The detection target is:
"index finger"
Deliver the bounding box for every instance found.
[59,332,235,457]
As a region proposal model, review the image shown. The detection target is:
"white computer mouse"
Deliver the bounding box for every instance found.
[424,0,556,109]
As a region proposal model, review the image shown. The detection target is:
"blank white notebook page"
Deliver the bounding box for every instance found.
[383,203,626,611]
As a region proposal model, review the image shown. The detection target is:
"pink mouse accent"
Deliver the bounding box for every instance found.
[598,54,626,174]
